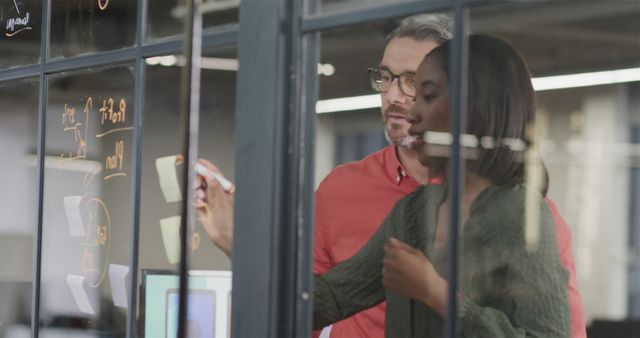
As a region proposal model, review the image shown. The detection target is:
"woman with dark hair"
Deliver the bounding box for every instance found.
[313,34,570,337]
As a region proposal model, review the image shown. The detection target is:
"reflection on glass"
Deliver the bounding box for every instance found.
[0,78,39,337]
[49,0,136,59]
[147,0,238,42]
[470,1,640,337]
[139,46,236,337]
[0,0,42,69]
[40,65,134,336]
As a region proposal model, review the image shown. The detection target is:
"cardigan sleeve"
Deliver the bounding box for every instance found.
[458,190,571,338]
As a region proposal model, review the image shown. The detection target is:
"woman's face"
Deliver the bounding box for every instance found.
[407,56,451,168]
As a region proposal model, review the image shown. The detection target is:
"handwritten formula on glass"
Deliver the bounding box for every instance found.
[97,97,128,180]
[60,100,90,163]
[5,0,32,37]
[60,96,132,181]
[5,0,111,38]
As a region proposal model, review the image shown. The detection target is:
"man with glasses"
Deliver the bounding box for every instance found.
[313,15,449,338]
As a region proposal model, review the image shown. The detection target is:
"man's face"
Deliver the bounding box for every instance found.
[380,37,438,148]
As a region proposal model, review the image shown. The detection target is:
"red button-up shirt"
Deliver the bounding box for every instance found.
[313,145,585,338]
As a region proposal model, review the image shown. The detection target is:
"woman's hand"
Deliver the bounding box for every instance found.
[193,159,235,257]
[382,237,448,316]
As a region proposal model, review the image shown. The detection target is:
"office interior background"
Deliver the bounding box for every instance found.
[0,0,639,337]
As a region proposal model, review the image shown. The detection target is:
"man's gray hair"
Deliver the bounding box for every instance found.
[386,14,453,45]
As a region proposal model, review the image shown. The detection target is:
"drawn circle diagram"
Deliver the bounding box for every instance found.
[81,198,111,288]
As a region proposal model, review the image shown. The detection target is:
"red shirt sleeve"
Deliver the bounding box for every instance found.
[314,181,335,275]
[313,182,334,338]
[545,197,587,338]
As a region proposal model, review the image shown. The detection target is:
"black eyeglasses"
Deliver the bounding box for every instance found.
[368,68,416,98]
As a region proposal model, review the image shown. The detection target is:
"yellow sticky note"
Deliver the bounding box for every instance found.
[160,216,181,264]
[155,156,182,203]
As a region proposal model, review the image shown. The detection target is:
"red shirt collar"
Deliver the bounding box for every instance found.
[384,145,443,186]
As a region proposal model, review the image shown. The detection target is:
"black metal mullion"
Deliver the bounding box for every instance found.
[294,0,321,335]
[43,48,137,74]
[31,0,51,336]
[125,0,148,335]
[0,64,40,82]
[139,39,183,58]
[139,27,238,58]
[201,25,238,48]
[295,23,319,338]
[444,2,468,338]
[280,0,314,335]
[177,1,203,337]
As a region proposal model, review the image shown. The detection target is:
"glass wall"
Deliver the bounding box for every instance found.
[0,78,39,336]
[0,0,240,336]
[0,0,638,337]
[40,64,135,336]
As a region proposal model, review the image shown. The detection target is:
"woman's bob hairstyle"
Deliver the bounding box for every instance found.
[426,34,548,194]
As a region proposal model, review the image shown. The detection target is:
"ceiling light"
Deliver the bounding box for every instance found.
[317,67,640,114]
[201,57,238,71]
[532,67,640,91]
[318,63,335,77]
[316,94,379,114]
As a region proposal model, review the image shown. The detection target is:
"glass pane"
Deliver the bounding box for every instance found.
[40,64,135,336]
[468,0,640,337]
[138,53,188,337]
[189,45,236,338]
[138,45,236,338]
[312,0,418,15]
[49,0,137,59]
[312,12,454,337]
[138,54,183,338]
[0,77,39,337]
[0,0,42,69]
[146,0,238,42]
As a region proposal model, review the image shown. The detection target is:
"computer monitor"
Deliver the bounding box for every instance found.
[140,269,232,338]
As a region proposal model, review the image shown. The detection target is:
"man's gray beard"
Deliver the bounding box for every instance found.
[383,105,415,148]
[384,126,417,149]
